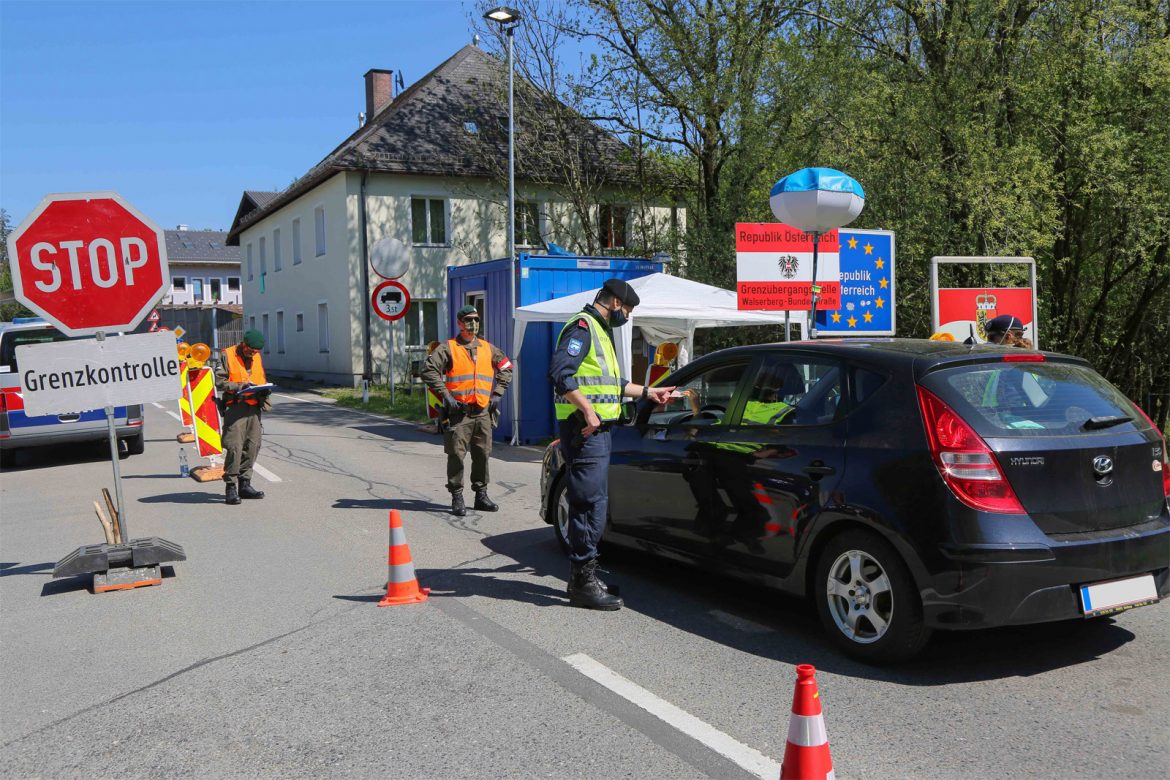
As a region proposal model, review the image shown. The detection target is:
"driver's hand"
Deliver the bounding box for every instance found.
[581,408,602,437]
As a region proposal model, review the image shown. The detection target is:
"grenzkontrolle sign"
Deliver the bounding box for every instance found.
[17,331,183,417]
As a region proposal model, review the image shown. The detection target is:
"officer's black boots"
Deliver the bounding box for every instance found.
[474,490,498,512]
[451,492,467,517]
[225,483,241,505]
[568,559,623,610]
[238,479,265,499]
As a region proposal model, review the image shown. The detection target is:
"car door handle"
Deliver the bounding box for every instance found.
[803,462,836,477]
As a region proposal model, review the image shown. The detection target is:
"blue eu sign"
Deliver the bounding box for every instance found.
[815,229,895,335]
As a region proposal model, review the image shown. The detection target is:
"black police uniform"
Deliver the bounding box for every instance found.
[548,303,630,567]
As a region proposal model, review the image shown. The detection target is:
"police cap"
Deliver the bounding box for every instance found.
[985,314,1024,334]
[602,278,640,308]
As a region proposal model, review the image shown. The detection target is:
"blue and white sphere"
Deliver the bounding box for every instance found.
[770,168,865,234]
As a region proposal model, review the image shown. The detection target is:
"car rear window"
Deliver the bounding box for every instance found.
[920,361,1141,438]
[0,328,71,372]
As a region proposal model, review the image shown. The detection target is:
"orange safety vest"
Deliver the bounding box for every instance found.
[224,347,267,406]
[444,338,495,407]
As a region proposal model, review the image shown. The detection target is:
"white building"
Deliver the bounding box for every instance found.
[158,227,243,346]
[228,45,682,385]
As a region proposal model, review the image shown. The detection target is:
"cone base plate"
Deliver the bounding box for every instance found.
[379,587,431,607]
[190,465,224,482]
[176,432,195,443]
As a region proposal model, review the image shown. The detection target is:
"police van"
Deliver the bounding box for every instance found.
[0,318,145,468]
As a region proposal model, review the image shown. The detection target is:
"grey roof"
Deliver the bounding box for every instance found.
[228,45,639,245]
[165,230,241,264]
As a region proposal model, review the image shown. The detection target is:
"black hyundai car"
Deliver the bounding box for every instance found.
[538,340,1169,662]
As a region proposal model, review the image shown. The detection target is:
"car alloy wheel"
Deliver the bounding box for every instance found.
[553,478,571,554]
[814,529,931,663]
[824,549,894,644]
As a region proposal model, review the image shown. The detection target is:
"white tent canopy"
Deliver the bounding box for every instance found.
[509,273,805,442]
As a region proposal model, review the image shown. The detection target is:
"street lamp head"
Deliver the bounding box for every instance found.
[483,6,522,25]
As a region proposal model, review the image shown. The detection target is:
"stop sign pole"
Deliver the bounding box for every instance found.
[7,193,182,588]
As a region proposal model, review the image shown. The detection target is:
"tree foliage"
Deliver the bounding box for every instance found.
[565,0,1169,426]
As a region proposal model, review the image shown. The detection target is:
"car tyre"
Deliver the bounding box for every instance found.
[551,476,571,555]
[124,430,146,456]
[814,529,931,663]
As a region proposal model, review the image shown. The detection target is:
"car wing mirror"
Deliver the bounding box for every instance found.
[619,400,639,425]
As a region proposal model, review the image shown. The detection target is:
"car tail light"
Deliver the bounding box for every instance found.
[1003,353,1044,362]
[127,404,144,426]
[1132,403,1170,498]
[917,386,1025,513]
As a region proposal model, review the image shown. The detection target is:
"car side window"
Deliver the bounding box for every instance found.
[850,367,889,407]
[738,356,842,427]
[646,360,750,427]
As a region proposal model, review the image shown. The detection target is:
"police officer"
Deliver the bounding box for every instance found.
[214,329,271,506]
[549,278,673,610]
[421,305,513,517]
[965,314,1025,345]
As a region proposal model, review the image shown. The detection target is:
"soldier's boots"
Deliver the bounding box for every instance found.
[564,558,619,598]
[225,483,241,506]
[567,559,623,611]
[238,479,265,499]
[451,491,467,517]
[474,490,498,512]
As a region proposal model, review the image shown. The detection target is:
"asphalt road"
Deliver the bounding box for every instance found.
[1,392,1167,779]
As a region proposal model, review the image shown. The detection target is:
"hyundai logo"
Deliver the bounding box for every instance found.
[1092,455,1114,476]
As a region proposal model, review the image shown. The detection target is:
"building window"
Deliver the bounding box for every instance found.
[296,313,304,332]
[210,278,222,302]
[404,300,439,346]
[411,197,447,245]
[276,310,285,354]
[317,303,330,352]
[172,277,187,292]
[314,206,326,256]
[273,228,282,271]
[228,277,240,291]
[248,315,256,332]
[516,201,541,247]
[191,278,204,302]
[246,244,254,280]
[292,218,302,265]
[599,205,628,250]
[261,313,270,354]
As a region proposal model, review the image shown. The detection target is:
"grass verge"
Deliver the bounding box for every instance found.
[322,385,433,424]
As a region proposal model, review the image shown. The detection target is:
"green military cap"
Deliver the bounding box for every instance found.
[456,305,480,320]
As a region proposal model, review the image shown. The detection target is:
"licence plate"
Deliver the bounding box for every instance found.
[1079,574,1158,617]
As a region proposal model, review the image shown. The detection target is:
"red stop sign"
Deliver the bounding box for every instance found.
[6,192,169,337]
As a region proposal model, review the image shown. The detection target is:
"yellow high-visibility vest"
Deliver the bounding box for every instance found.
[554,313,622,422]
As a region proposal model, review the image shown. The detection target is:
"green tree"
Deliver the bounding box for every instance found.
[1,208,35,321]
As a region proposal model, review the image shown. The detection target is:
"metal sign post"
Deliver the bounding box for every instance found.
[389,318,396,409]
[95,331,129,539]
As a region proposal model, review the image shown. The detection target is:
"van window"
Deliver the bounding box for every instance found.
[1,329,70,372]
[921,362,1141,438]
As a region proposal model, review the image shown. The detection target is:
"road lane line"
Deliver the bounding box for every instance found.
[562,653,781,780]
[710,609,773,634]
[151,402,165,409]
[252,462,282,483]
[164,410,182,422]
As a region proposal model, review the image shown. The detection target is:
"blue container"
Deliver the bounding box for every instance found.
[447,254,662,443]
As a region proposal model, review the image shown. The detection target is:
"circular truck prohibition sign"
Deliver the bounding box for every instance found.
[372,280,411,321]
[5,192,170,337]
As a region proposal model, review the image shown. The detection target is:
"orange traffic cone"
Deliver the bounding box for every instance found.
[378,510,430,607]
[780,664,835,780]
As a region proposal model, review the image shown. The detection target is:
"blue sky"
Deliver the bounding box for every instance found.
[1,0,489,231]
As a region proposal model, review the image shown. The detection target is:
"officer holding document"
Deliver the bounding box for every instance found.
[214,330,272,506]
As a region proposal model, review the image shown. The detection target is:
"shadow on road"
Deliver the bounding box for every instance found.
[0,441,122,472]
[38,565,177,597]
[0,561,55,577]
[406,527,1138,684]
[331,498,450,513]
[138,491,224,505]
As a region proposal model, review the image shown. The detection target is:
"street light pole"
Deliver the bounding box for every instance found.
[484,7,523,314]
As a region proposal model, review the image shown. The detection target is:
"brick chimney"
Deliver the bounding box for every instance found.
[364,69,394,121]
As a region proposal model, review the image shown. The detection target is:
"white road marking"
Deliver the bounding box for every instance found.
[164,410,182,422]
[151,402,165,409]
[562,653,781,780]
[252,462,282,483]
[709,609,774,635]
[273,393,313,403]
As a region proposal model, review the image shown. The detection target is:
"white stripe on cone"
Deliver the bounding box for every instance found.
[786,712,829,747]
